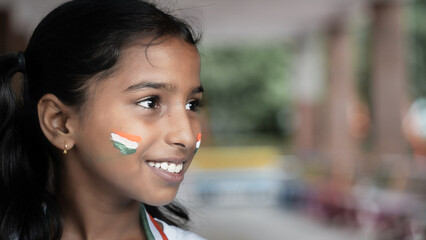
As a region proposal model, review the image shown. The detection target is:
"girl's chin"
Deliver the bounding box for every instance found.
[143,198,176,206]
[138,190,179,206]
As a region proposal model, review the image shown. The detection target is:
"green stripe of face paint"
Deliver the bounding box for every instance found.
[112,141,136,155]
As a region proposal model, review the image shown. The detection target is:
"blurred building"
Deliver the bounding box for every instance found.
[0,1,410,157]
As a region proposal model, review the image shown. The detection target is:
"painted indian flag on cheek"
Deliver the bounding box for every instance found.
[110,131,142,155]
[194,133,202,154]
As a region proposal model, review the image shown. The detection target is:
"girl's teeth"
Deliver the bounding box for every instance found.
[148,161,184,174]
[160,162,168,170]
[168,163,176,173]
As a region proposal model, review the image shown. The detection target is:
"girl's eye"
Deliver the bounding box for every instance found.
[137,96,159,109]
[185,99,202,112]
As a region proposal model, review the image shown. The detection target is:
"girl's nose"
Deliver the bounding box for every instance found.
[164,109,194,150]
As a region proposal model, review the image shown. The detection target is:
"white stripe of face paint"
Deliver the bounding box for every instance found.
[110,133,139,149]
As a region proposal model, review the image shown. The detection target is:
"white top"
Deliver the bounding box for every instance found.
[156,218,206,240]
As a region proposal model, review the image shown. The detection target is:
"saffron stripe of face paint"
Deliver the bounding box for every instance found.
[114,130,142,142]
[111,132,141,155]
[194,133,202,154]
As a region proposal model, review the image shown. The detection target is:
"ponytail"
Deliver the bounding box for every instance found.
[0,53,62,240]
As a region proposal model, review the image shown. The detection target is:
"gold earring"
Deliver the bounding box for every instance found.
[63,144,68,154]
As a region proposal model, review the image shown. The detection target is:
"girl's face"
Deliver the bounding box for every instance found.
[70,38,202,206]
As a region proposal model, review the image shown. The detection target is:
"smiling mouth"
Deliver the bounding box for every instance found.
[147,161,184,174]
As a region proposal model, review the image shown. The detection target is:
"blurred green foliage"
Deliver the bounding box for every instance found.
[354,18,372,106]
[200,44,292,145]
[408,0,426,98]
[199,1,426,146]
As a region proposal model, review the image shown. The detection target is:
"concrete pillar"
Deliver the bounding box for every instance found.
[292,34,325,157]
[371,1,408,156]
[326,20,357,184]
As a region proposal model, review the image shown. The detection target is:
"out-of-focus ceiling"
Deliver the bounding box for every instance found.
[177,0,373,44]
[0,0,375,45]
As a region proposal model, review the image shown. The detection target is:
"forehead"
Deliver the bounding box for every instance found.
[93,38,200,90]
[119,38,200,73]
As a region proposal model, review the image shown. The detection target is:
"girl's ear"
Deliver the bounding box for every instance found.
[37,94,76,151]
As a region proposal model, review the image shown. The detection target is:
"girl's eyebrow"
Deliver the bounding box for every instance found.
[124,81,204,95]
[124,81,176,93]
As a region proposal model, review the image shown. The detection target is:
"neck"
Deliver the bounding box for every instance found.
[56,156,146,240]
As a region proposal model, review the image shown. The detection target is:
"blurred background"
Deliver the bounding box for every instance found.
[1,0,426,239]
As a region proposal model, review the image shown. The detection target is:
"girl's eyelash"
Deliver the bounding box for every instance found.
[197,99,205,108]
[136,96,204,111]
[186,99,204,112]
[137,96,160,109]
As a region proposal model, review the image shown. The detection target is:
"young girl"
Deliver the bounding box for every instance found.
[0,0,205,239]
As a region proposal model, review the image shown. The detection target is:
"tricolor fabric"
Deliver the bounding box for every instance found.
[140,204,206,240]
[140,205,168,240]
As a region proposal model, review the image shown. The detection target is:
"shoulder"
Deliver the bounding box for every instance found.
[155,218,206,240]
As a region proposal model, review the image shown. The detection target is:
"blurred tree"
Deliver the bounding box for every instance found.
[408,0,426,98]
[200,44,291,145]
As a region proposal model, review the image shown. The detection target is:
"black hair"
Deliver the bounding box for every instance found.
[0,0,200,239]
